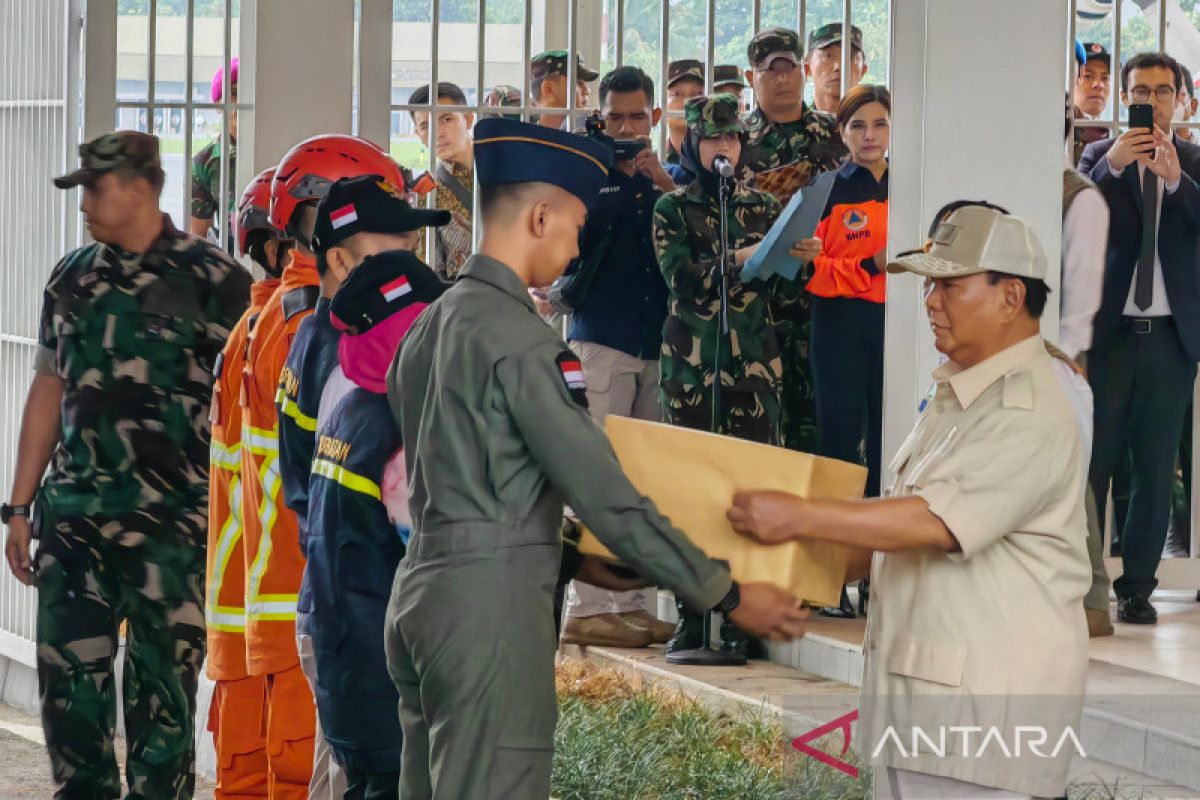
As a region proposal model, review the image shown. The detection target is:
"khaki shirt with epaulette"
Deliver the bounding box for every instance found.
[859,335,1091,798]
[387,254,732,612]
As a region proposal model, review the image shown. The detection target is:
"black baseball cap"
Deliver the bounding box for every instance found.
[1081,42,1111,67]
[311,173,451,253]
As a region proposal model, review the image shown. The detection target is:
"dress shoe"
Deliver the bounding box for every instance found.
[1117,595,1158,625]
[620,609,675,644]
[560,613,654,648]
[718,616,765,660]
[1085,607,1114,637]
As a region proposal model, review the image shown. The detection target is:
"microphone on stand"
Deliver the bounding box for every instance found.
[712,155,736,179]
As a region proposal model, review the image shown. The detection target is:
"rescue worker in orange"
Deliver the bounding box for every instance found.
[793,84,890,497]
[206,168,291,798]
[241,134,404,799]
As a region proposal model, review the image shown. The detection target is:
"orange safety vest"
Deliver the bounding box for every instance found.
[240,252,321,676]
[806,163,888,304]
[206,278,279,681]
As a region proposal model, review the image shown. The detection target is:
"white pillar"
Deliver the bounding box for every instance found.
[883,0,1069,475]
[242,0,356,174]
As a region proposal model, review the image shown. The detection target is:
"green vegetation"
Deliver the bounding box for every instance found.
[552,659,871,800]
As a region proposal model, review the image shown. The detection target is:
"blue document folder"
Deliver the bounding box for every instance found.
[741,169,837,283]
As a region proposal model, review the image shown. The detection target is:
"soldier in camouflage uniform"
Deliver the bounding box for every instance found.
[653,95,784,656]
[741,28,848,453]
[190,59,238,242]
[482,84,523,120]
[3,131,251,799]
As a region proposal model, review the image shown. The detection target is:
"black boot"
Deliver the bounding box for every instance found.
[666,600,704,654]
[718,616,766,659]
[857,578,870,617]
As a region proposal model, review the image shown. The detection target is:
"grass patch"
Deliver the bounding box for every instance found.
[552,659,871,800]
[552,659,1166,800]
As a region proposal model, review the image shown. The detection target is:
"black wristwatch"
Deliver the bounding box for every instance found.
[714,581,741,615]
[1,503,31,525]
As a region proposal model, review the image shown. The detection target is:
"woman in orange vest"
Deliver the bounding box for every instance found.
[793,84,890,497]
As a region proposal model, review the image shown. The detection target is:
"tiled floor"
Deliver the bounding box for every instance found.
[1087,594,1200,687]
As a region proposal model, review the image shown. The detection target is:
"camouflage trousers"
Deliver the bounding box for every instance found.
[34,507,206,800]
[773,283,818,453]
[660,370,781,447]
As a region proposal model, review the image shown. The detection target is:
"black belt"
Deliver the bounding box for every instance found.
[1122,316,1174,334]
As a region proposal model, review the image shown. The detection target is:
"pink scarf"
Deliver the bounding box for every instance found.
[337,304,428,394]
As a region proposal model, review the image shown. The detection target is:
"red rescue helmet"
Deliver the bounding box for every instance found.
[235,168,278,257]
[269,134,404,232]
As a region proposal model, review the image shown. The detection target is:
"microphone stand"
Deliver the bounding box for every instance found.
[666,166,746,668]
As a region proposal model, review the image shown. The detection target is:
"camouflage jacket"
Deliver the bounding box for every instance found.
[653,181,783,398]
[191,138,237,220]
[740,104,847,188]
[37,216,252,521]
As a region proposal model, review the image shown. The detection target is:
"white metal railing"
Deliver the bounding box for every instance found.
[0,0,81,669]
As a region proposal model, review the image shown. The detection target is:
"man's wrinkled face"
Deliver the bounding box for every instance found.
[923,273,1008,365]
[807,44,867,98]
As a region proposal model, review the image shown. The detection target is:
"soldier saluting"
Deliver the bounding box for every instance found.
[384,117,810,800]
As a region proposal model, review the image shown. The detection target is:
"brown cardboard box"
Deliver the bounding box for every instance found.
[579,416,867,607]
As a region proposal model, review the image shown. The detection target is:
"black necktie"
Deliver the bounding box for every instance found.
[1136,169,1158,312]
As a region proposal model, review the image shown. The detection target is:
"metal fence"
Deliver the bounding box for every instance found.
[0,0,81,668]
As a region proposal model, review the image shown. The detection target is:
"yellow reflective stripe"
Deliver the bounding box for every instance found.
[246,452,282,614]
[207,605,247,632]
[276,389,317,432]
[247,595,298,621]
[311,458,382,500]
[209,439,242,473]
[206,477,244,631]
[243,424,278,455]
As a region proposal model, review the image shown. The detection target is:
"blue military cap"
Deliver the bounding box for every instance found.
[472,118,613,208]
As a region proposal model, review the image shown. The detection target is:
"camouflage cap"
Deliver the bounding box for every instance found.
[685,93,747,138]
[53,131,162,189]
[748,27,803,68]
[484,84,522,108]
[807,22,864,53]
[713,64,747,89]
[667,58,705,87]
[531,50,599,82]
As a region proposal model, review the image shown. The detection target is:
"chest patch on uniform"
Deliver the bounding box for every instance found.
[842,208,868,231]
[555,352,589,407]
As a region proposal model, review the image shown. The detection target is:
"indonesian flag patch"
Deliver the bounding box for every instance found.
[330,203,359,229]
[555,351,589,408]
[380,275,413,302]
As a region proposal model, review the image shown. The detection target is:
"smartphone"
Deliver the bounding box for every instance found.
[1129,103,1155,131]
[1128,103,1156,161]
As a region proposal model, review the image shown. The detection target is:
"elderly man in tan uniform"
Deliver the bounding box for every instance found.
[728,206,1091,799]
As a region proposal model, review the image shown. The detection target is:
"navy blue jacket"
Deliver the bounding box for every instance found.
[306,386,405,770]
[1079,135,1200,361]
[276,297,341,634]
[567,168,669,360]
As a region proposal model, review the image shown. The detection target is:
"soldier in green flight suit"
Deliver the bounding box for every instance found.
[654,93,807,657]
[384,117,810,800]
[740,28,848,453]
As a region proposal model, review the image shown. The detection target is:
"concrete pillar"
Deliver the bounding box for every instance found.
[241,0,355,174]
[883,0,1069,475]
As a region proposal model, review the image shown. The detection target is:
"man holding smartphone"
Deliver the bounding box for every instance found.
[1079,52,1200,625]
[556,65,680,649]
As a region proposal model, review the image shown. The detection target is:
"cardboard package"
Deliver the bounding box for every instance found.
[579,416,868,607]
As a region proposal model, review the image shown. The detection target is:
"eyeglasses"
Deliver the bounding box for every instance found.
[1129,86,1177,103]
